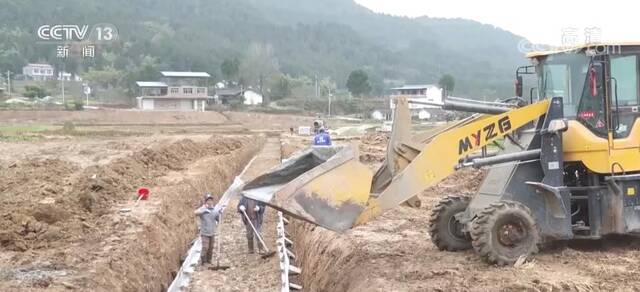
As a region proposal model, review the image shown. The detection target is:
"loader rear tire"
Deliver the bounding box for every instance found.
[470,200,539,266]
[429,195,472,251]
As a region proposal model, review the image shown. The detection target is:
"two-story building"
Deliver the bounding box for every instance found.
[136,71,210,111]
[390,84,445,120]
[22,63,55,81]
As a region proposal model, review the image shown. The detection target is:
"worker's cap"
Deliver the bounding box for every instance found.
[319,127,326,133]
[204,192,215,202]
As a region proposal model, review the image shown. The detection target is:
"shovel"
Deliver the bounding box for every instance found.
[119,188,151,213]
[241,209,276,259]
[210,211,230,270]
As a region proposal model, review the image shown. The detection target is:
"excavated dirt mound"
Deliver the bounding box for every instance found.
[0,159,78,203]
[73,136,245,212]
[0,137,245,253]
[359,132,388,164]
[0,159,79,251]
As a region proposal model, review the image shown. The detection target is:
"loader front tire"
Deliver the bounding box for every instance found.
[429,195,472,251]
[470,200,539,266]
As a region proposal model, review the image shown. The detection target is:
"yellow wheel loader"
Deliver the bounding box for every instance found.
[242,43,640,265]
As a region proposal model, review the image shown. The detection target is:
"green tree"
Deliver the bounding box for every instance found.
[83,66,122,89]
[319,77,337,97]
[23,85,50,98]
[221,57,240,82]
[239,43,279,89]
[346,69,371,97]
[269,73,292,100]
[439,74,456,92]
[124,55,161,97]
[0,48,27,73]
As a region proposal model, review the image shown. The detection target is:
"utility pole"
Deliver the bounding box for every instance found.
[60,63,65,105]
[315,74,318,98]
[6,70,11,98]
[327,87,332,117]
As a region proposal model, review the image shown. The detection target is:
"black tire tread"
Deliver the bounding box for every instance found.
[470,200,540,266]
[429,195,472,251]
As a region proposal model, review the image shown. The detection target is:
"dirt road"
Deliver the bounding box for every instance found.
[189,137,282,291]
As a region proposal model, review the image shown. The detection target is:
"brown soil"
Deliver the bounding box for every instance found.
[358,132,389,165]
[223,111,314,131]
[6,110,640,292]
[0,133,263,291]
[0,110,228,125]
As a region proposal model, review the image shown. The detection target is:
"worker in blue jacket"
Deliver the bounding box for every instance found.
[313,128,332,146]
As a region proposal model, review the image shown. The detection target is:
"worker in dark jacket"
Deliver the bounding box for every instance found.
[195,194,221,265]
[237,195,266,254]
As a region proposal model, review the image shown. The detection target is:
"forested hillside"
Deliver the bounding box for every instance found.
[0,0,529,98]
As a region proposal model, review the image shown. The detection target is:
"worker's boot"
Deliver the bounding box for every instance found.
[257,240,265,254]
[247,237,254,254]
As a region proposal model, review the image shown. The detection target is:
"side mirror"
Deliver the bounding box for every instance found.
[515,76,524,97]
[548,119,569,133]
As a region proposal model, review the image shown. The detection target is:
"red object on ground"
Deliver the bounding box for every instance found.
[137,188,150,200]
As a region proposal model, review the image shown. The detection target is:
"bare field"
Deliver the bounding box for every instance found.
[4,108,640,292]
[0,110,228,125]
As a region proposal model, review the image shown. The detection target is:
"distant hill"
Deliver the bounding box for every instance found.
[0,0,529,98]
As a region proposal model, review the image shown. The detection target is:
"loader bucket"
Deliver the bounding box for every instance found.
[242,145,373,232]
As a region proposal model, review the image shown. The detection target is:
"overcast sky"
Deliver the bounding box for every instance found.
[355,0,640,46]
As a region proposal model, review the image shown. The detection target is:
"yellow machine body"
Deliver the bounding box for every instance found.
[563,119,640,173]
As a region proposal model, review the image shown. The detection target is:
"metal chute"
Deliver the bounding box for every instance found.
[242,146,373,232]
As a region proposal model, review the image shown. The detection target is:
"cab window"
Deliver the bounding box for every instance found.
[611,55,639,137]
[576,64,607,136]
[538,53,589,117]
[611,55,638,106]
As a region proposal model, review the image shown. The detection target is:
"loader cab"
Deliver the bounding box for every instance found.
[525,44,640,239]
[530,44,640,174]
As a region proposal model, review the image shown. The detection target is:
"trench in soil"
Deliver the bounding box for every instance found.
[82,137,264,291]
[0,135,264,291]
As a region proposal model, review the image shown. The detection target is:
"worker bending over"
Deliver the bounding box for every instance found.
[313,128,332,146]
[237,196,266,254]
[194,194,221,265]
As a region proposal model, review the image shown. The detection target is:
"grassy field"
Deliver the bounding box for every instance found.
[0,123,58,134]
[0,123,60,141]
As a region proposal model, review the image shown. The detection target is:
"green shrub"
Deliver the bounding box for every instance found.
[23,85,50,98]
[65,100,84,111]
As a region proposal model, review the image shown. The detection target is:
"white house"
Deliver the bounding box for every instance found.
[389,84,446,120]
[23,63,55,81]
[390,84,443,109]
[243,89,263,105]
[57,71,82,82]
[136,71,210,111]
